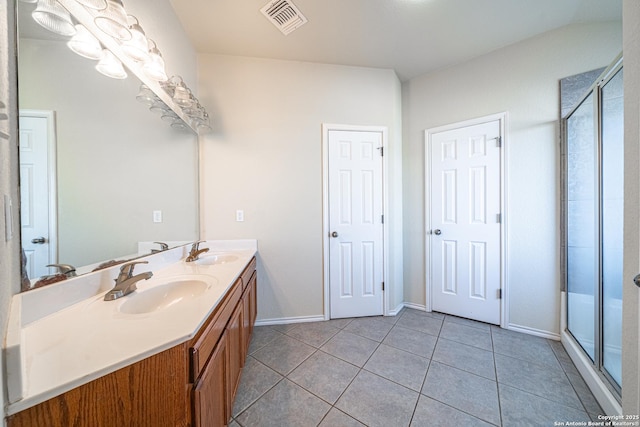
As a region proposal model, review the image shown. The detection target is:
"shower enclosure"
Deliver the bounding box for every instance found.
[564,57,623,398]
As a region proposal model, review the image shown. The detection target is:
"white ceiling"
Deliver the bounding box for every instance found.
[169,0,621,81]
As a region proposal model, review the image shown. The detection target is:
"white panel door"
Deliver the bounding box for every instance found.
[430,120,501,324]
[329,130,384,318]
[19,113,55,279]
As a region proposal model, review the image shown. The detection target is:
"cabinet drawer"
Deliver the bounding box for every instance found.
[190,278,242,381]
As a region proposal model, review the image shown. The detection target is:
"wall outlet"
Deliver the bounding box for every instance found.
[236,210,244,222]
[153,210,162,223]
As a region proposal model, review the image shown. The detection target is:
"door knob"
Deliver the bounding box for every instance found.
[634,274,640,288]
[31,237,46,244]
[331,231,339,238]
[433,229,442,236]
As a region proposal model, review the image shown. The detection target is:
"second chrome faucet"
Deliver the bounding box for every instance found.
[104,261,153,301]
[186,240,209,262]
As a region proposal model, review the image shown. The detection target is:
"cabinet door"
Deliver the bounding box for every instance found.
[242,273,257,354]
[227,301,244,416]
[193,331,228,427]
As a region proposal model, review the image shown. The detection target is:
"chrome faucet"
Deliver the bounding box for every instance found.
[46,263,77,277]
[186,240,209,262]
[104,261,153,301]
[151,241,169,253]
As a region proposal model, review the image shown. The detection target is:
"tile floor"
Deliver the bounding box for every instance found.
[229,308,603,427]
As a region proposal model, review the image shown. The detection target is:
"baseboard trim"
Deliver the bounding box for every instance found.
[507,323,561,341]
[403,302,427,312]
[388,302,405,316]
[255,315,326,326]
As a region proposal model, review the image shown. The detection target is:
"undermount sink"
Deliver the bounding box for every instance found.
[195,253,239,266]
[118,277,213,314]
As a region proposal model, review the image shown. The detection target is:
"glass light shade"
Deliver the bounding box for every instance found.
[95,49,127,79]
[160,110,178,123]
[94,0,131,41]
[173,82,193,108]
[170,119,188,130]
[67,25,103,60]
[143,41,168,81]
[32,0,77,37]
[149,100,169,114]
[75,0,107,9]
[121,16,150,62]
[135,84,156,105]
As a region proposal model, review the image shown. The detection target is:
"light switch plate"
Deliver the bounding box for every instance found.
[236,210,244,222]
[153,210,162,223]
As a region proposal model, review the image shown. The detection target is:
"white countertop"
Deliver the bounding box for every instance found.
[5,240,257,415]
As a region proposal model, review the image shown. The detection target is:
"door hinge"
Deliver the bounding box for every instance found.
[496,213,501,223]
[379,146,384,156]
[381,214,384,224]
[498,289,502,299]
[495,136,502,147]
[382,281,385,291]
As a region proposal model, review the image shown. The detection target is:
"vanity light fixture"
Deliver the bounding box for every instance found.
[74,0,107,10]
[94,0,131,41]
[95,49,127,79]
[142,40,168,82]
[121,16,150,62]
[67,24,103,60]
[32,0,77,37]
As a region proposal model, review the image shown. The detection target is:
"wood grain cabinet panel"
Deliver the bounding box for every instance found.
[6,345,191,427]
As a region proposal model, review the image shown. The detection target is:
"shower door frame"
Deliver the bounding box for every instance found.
[561,55,623,412]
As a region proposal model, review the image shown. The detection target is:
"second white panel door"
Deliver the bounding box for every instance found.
[429,119,501,325]
[328,129,384,319]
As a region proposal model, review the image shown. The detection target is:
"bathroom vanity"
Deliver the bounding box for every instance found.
[5,241,257,427]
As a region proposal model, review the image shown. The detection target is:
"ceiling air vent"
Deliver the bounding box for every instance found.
[260,0,308,35]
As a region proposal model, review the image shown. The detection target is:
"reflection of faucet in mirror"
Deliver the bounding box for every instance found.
[47,263,77,277]
[104,261,153,301]
[186,240,209,262]
[151,242,169,253]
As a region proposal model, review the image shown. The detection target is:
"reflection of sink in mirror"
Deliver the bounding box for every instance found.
[195,254,239,266]
[119,277,214,315]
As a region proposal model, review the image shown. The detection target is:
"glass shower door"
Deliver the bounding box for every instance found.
[601,68,623,388]
[567,92,597,361]
[565,61,623,396]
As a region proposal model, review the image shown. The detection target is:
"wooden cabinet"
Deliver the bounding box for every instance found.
[189,256,257,427]
[7,257,257,427]
[193,330,228,427]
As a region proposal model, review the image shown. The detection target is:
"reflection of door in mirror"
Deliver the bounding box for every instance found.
[19,110,57,280]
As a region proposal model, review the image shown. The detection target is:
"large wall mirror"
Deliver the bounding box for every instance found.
[17,1,199,285]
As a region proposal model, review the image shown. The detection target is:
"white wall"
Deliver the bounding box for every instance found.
[197,54,403,321]
[402,22,622,335]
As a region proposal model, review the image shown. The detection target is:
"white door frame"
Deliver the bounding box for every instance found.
[19,109,58,270]
[424,112,508,328]
[322,123,389,319]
